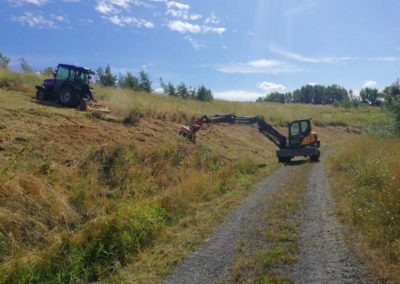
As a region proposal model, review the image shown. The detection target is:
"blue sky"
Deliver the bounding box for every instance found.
[1,0,399,101]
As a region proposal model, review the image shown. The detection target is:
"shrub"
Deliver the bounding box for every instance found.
[123,107,144,125]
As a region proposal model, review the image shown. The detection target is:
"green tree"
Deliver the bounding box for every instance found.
[165,83,177,97]
[257,92,286,103]
[160,78,176,97]
[42,67,55,76]
[177,82,190,99]
[119,72,141,91]
[19,57,33,73]
[383,79,400,104]
[196,85,213,102]
[360,88,381,106]
[0,53,10,69]
[97,65,116,87]
[139,70,152,93]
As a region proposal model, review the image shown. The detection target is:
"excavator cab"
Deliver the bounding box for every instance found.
[289,119,320,148]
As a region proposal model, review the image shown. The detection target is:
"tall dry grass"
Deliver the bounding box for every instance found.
[0,141,263,283]
[94,86,386,129]
[0,69,43,92]
[329,136,400,280]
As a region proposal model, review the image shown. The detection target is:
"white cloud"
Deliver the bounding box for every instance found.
[168,20,201,33]
[95,0,149,15]
[214,90,264,102]
[308,82,317,86]
[7,0,47,6]
[204,13,220,24]
[363,80,377,88]
[166,8,201,21]
[105,15,154,28]
[202,26,225,34]
[185,36,206,50]
[12,12,66,29]
[217,59,298,74]
[168,20,225,34]
[258,81,286,93]
[166,1,189,10]
[270,46,400,63]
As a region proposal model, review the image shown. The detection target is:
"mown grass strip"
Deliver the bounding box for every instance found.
[230,164,311,283]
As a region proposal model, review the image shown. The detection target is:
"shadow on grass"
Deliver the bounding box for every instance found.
[31,99,67,109]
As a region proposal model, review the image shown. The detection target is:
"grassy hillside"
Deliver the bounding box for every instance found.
[0,70,388,283]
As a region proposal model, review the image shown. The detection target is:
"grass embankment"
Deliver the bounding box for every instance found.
[329,136,400,282]
[0,69,387,282]
[230,165,312,283]
[95,86,387,130]
[0,140,270,283]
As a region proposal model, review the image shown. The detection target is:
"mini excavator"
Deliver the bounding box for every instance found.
[179,114,320,163]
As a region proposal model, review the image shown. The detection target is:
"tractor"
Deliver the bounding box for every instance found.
[35,64,98,110]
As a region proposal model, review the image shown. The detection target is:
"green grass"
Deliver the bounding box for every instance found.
[0,69,43,92]
[0,70,392,283]
[0,140,266,283]
[95,86,386,128]
[329,136,400,282]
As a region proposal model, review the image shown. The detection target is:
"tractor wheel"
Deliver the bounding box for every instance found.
[59,88,79,107]
[36,89,47,101]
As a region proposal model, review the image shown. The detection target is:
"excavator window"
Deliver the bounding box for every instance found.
[290,122,300,136]
[301,120,310,133]
[289,120,312,147]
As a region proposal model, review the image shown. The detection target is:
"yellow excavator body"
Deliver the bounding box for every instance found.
[301,132,319,147]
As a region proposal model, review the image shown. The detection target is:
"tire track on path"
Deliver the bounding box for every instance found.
[164,156,368,284]
[294,156,367,283]
[163,165,292,284]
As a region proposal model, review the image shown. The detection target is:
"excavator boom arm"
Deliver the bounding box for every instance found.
[204,114,287,149]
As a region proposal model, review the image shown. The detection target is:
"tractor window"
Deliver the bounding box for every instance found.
[290,122,300,136]
[79,72,89,84]
[56,66,70,81]
[300,121,310,134]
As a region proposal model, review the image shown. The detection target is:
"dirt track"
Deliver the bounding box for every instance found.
[294,157,366,283]
[164,156,367,284]
[163,166,291,284]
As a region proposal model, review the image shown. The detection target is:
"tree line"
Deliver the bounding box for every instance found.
[96,64,214,102]
[257,84,354,105]
[256,82,400,109]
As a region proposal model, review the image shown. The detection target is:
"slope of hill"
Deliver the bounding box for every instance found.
[0,71,386,283]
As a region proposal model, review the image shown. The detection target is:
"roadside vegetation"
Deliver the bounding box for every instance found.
[329,136,400,282]
[0,54,397,283]
[327,79,400,282]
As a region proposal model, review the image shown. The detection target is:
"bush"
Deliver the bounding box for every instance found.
[123,107,144,125]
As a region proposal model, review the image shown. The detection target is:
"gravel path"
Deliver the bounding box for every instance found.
[164,156,367,284]
[294,156,366,283]
[163,166,292,284]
